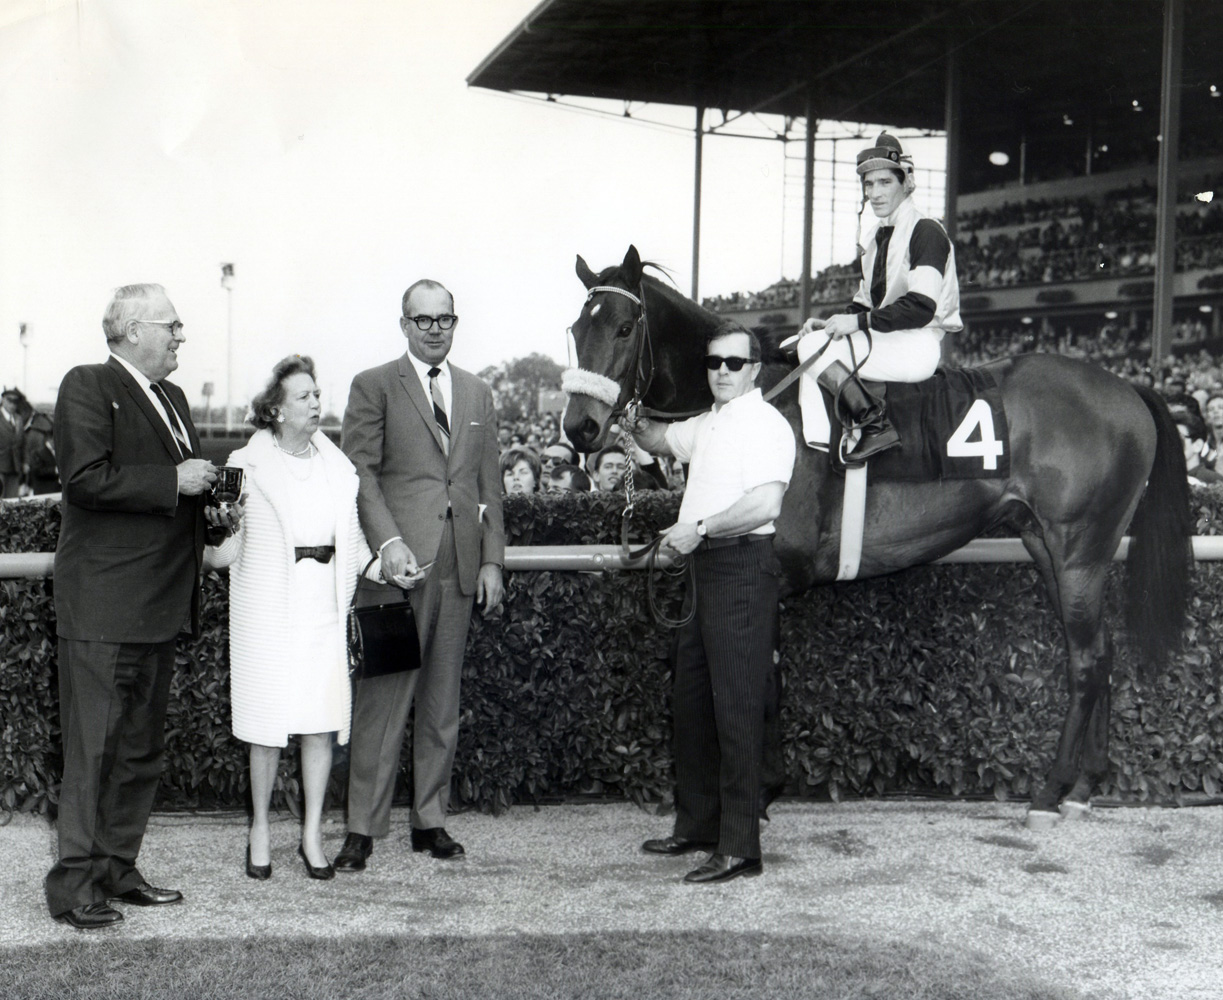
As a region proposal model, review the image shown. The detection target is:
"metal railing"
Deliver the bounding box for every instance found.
[4,537,1223,579]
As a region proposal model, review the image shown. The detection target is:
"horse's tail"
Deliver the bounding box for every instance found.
[1124,383,1193,671]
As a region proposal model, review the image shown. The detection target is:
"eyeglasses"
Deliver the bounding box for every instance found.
[540,452,571,465]
[406,314,458,331]
[138,319,184,335]
[704,355,753,372]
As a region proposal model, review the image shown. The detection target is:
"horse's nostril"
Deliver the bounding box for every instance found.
[568,417,599,451]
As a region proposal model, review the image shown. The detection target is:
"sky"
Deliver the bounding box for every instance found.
[0,0,944,415]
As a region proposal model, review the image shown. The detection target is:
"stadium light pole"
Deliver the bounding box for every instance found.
[221,263,235,435]
[18,323,28,394]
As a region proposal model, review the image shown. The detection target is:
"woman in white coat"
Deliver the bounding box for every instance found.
[212,355,380,880]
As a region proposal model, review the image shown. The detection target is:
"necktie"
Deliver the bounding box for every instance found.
[870,226,894,307]
[427,366,450,455]
[151,382,191,456]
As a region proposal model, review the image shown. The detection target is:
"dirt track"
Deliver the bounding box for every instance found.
[4,799,1221,999]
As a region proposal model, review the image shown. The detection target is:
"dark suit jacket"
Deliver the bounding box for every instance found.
[342,354,504,595]
[53,356,207,643]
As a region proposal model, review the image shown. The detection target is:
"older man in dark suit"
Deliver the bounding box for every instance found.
[45,283,235,929]
[335,279,504,871]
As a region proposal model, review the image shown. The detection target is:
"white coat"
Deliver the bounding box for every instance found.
[210,428,371,747]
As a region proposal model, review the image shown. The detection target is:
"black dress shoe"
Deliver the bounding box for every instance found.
[410,826,465,860]
[333,832,373,873]
[298,844,335,880]
[246,844,271,880]
[56,901,124,930]
[683,853,763,884]
[111,882,183,906]
[641,835,717,856]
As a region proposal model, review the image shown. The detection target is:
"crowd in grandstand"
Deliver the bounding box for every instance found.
[702,172,1223,311]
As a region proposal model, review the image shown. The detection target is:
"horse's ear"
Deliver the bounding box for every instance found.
[621,245,643,285]
[575,255,598,289]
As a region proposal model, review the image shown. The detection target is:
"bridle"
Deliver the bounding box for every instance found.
[581,281,658,421]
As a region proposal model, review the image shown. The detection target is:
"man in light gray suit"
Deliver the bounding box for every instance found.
[336,279,504,870]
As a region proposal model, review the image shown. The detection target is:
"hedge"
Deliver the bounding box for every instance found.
[2,489,1221,819]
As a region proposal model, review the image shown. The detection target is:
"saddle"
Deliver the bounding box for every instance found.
[824,366,1010,481]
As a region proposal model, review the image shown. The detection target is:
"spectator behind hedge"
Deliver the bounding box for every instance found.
[2,388,59,495]
[539,441,578,477]
[590,444,628,492]
[209,354,376,881]
[500,446,541,495]
[0,387,22,498]
[547,463,591,493]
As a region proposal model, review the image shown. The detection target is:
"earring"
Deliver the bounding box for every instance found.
[276,414,285,423]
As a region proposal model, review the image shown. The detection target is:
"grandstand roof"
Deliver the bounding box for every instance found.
[469,1,1223,187]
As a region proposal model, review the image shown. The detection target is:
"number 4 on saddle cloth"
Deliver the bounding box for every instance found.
[823,367,1010,481]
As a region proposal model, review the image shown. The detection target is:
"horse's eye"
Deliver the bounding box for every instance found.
[616,323,634,338]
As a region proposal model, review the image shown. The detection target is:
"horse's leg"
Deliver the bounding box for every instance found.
[1026,555,1112,824]
[1061,630,1113,819]
[1020,526,1062,616]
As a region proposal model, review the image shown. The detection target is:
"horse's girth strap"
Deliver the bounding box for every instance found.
[837,464,868,581]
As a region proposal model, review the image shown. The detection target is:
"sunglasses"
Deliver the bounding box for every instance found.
[704,355,754,372]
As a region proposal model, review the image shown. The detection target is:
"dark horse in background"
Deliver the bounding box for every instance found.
[563,245,1193,828]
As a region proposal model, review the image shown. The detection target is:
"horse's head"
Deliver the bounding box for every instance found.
[562,245,648,452]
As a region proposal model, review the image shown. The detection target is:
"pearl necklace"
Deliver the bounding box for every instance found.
[274,438,314,458]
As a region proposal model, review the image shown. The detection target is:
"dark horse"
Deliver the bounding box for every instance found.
[563,245,1192,827]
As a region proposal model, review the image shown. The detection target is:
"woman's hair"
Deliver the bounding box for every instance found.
[249,355,317,431]
[499,447,541,492]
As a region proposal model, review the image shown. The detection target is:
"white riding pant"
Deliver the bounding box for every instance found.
[797,328,943,447]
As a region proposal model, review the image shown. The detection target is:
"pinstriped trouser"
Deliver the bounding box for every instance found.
[346,519,472,836]
[671,535,781,859]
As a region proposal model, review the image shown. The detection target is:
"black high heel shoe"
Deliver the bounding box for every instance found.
[246,843,272,880]
[298,844,335,880]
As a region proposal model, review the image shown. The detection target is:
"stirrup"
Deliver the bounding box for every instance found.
[839,425,900,467]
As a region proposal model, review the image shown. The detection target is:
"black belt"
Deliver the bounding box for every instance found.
[702,534,771,550]
[295,545,336,563]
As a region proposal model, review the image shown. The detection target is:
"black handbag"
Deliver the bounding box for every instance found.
[347,558,421,679]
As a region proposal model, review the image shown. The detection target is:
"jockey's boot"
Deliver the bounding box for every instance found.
[817,361,900,463]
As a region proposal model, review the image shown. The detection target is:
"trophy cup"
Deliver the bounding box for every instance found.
[211,466,244,512]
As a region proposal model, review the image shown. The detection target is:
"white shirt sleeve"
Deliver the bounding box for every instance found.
[664,413,703,464]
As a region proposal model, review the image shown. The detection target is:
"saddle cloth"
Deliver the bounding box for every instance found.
[825,366,1010,481]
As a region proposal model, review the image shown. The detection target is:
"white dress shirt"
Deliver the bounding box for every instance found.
[110,352,190,457]
[405,351,453,419]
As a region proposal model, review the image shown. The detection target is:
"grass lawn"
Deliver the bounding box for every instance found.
[3,930,1069,1000]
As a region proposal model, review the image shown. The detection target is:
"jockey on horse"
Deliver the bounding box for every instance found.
[795,131,962,464]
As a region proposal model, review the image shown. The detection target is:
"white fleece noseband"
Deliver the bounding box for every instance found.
[562,367,621,407]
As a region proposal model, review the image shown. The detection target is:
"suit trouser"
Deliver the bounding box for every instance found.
[346,520,472,837]
[672,536,780,859]
[0,470,19,498]
[45,638,176,917]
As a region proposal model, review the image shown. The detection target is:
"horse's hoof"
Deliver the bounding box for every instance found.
[1024,809,1061,832]
[1059,800,1092,821]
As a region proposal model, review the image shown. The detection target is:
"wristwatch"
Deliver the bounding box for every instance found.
[696,519,708,538]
